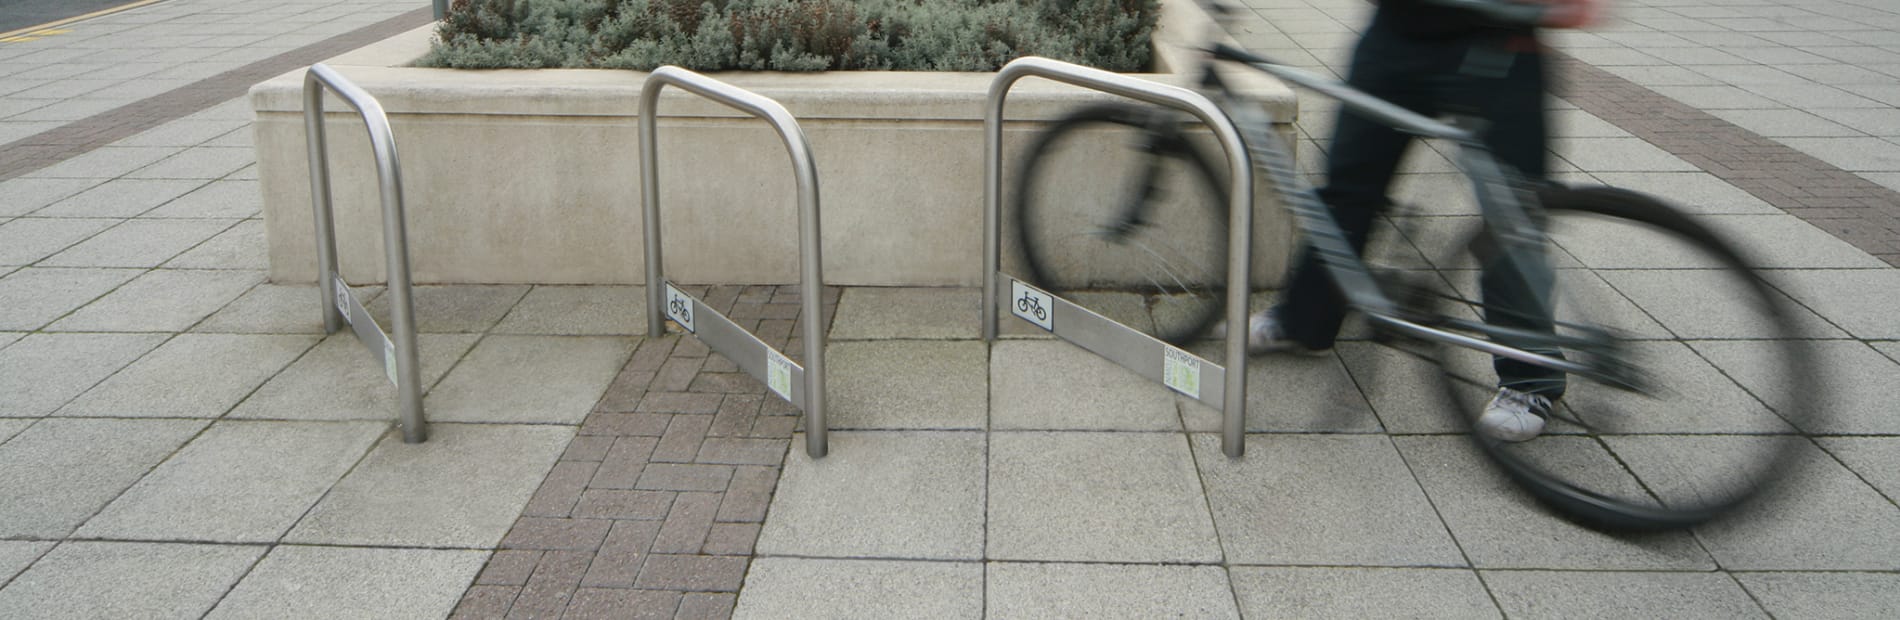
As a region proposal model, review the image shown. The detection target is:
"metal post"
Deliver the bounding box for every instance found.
[983,57,1254,457]
[304,63,427,443]
[640,66,829,457]
[433,0,446,21]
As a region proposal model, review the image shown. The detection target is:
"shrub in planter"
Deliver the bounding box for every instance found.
[420,0,1158,72]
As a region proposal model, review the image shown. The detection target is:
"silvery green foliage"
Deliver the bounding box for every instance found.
[417,0,1157,72]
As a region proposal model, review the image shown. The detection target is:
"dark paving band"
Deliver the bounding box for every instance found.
[0,6,434,181]
[1553,53,1900,267]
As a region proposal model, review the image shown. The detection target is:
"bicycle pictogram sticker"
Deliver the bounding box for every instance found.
[1016,294,1048,322]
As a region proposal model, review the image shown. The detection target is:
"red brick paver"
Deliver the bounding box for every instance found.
[451,285,838,620]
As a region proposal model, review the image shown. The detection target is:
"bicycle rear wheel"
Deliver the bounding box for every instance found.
[1014,102,1230,345]
[1433,186,1820,531]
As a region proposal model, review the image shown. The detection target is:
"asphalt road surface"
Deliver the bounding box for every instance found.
[0,0,143,35]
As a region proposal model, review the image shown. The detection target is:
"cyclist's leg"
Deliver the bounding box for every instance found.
[1275,23,1430,350]
[1458,36,1566,398]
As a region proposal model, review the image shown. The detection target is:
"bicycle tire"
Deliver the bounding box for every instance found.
[1013,102,1230,345]
[1433,185,1820,532]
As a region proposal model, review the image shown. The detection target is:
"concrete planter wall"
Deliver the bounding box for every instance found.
[249,0,1297,286]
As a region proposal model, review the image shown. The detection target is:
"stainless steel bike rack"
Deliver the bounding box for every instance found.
[983,57,1255,457]
[641,66,829,458]
[304,63,426,443]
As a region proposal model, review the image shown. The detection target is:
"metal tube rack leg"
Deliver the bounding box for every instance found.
[640,66,829,458]
[304,63,426,443]
[982,57,1254,457]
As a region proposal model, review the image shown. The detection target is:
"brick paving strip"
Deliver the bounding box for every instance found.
[0,5,434,181]
[452,285,838,620]
[1552,53,1900,267]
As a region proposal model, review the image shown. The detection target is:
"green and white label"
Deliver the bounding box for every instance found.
[767,349,794,402]
[383,339,399,387]
[333,276,352,324]
[1163,345,1201,397]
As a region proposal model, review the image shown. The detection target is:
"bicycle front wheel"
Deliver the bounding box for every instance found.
[1014,103,1230,345]
[1434,186,1821,531]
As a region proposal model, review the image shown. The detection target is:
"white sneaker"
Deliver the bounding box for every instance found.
[1477,387,1552,442]
[1246,311,1331,357]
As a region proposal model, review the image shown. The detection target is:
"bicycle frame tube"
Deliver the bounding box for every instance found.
[1206,45,1580,378]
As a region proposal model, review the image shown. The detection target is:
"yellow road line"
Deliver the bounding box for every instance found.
[0,0,167,40]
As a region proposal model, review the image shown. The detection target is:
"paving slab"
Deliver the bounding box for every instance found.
[46,268,262,332]
[113,119,250,148]
[492,285,647,335]
[22,146,176,179]
[988,432,1220,563]
[825,341,987,430]
[39,218,234,268]
[164,218,264,269]
[206,546,487,619]
[1819,437,1900,504]
[0,418,207,538]
[986,563,1238,619]
[0,217,117,266]
[365,284,528,333]
[228,332,478,421]
[1391,435,1713,570]
[0,333,166,418]
[0,542,260,620]
[0,542,52,586]
[1620,440,1900,570]
[1334,341,1496,434]
[1735,572,1900,619]
[31,178,205,218]
[0,419,28,445]
[191,282,342,334]
[757,431,983,560]
[1553,137,1700,171]
[1598,269,1843,339]
[425,335,635,424]
[0,178,99,216]
[1192,434,1463,566]
[125,146,254,180]
[144,179,260,219]
[1229,567,1499,619]
[1694,340,1900,434]
[1767,269,1900,339]
[828,287,979,340]
[57,333,316,418]
[1560,341,1791,433]
[1179,341,1380,433]
[990,340,1182,431]
[74,420,385,543]
[1702,215,1892,270]
[0,267,142,331]
[732,558,982,620]
[1483,570,1765,619]
[284,423,573,548]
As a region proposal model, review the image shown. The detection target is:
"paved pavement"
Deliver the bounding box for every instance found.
[0,0,1897,617]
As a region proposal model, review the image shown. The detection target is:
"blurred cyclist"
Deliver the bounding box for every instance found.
[1246,0,1607,441]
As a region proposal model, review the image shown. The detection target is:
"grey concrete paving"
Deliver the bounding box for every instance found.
[732,558,983,620]
[204,546,487,619]
[757,431,984,560]
[0,0,1895,616]
[0,542,264,620]
[282,423,572,548]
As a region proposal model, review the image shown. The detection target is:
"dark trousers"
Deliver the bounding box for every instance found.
[1277,20,1564,396]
